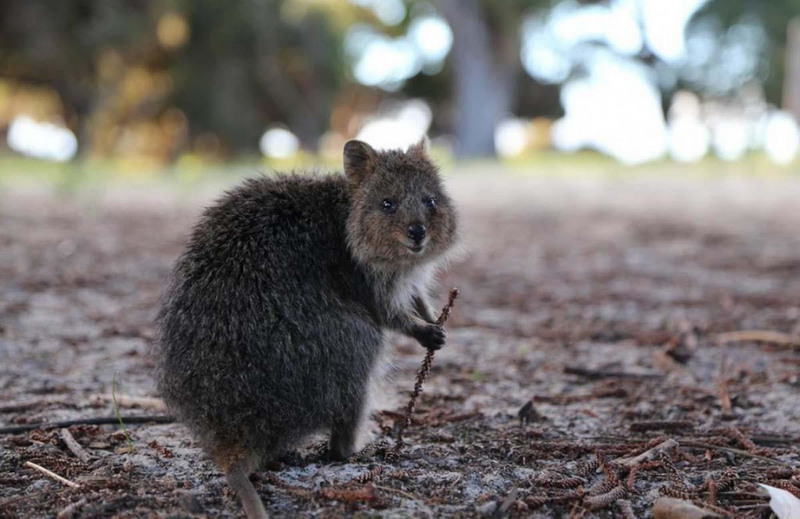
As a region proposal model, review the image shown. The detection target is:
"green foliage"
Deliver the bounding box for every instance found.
[112,372,135,452]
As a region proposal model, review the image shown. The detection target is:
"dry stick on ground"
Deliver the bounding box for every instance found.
[0,397,70,413]
[679,440,790,466]
[0,490,56,509]
[23,461,81,489]
[391,288,459,457]
[59,428,91,463]
[716,330,800,348]
[0,415,174,435]
[630,421,695,433]
[89,394,167,411]
[613,439,679,468]
[564,366,664,380]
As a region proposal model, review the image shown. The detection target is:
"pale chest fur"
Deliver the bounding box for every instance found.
[388,263,436,314]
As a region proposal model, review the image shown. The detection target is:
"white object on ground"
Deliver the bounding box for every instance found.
[759,484,800,519]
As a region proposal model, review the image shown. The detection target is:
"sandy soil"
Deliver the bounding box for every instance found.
[1,172,799,518]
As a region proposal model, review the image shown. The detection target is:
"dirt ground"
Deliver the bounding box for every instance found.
[1,171,799,518]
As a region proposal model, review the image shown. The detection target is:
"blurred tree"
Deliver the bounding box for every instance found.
[435,0,518,158]
[172,0,346,153]
[688,0,800,107]
[785,18,800,118]
[8,0,796,162]
[0,0,346,158]
[0,0,154,156]
[435,0,584,158]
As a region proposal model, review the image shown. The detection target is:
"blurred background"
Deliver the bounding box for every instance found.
[2,0,800,175]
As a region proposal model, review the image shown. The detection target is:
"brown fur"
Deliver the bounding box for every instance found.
[154,139,458,517]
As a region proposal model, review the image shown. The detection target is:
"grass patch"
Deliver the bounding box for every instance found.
[112,372,135,452]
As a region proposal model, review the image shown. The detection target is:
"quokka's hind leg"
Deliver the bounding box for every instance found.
[213,446,268,519]
[329,396,367,461]
[226,460,269,519]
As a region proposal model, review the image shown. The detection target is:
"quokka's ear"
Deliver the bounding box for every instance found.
[344,140,378,185]
[407,135,430,156]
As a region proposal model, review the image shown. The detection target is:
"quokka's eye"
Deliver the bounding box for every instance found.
[425,197,437,209]
[381,198,397,213]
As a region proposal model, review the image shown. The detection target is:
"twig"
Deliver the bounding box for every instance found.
[716,379,732,413]
[59,428,91,463]
[716,330,799,348]
[679,440,790,466]
[0,490,53,508]
[719,427,756,451]
[89,394,166,411]
[0,394,165,414]
[653,497,729,518]
[0,415,174,435]
[564,366,664,380]
[750,434,800,446]
[629,421,695,433]
[435,288,458,326]
[0,397,69,413]
[391,288,459,457]
[613,439,678,468]
[24,461,81,489]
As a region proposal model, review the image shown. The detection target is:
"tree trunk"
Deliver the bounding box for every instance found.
[437,0,516,158]
[783,17,800,118]
[251,2,329,152]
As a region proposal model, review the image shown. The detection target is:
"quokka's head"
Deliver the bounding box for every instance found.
[344,138,458,269]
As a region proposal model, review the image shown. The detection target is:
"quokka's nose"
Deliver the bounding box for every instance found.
[407,223,426,243]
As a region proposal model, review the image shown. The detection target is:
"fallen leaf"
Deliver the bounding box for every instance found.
[759,484,800,519]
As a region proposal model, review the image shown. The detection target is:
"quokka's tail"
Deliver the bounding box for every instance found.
[226,460,269,519]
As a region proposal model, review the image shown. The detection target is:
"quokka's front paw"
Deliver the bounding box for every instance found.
[412,323,446,350]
